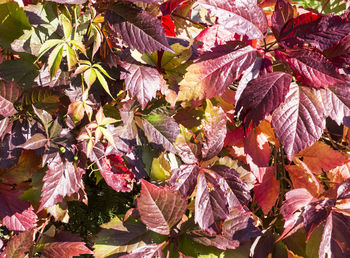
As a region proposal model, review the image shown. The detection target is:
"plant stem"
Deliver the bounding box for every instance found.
[171,13,208,28]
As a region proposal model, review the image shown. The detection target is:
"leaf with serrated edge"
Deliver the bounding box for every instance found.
[169,164,200,197]
[272,83,325,160]
[0,80,22,117]
[137,180,187,235]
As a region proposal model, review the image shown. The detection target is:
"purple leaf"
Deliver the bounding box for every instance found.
[0,185,37,232]
[315,83,350,125]
[120,62,163,109]
[106,2,173,54]
[0,80,22,117]
[279,49,346,88]
[236,72,292,127]
[136,180,187,235]
[319,211,350,258]
[19,133,47,150]
[272,83,325,160]
[198,0,268,39]
[169,164,200,197]
[120,243,165,258]
[179,42,256,100]
[271,0,294,39]
[38,153,84,211]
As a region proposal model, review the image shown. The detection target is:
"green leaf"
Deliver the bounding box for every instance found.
[37,39,64,61]
[48,44,64,79]
[60,14,72,39]
[95,69,114,99]
[84,68,97,87]
[65,44,77,71]
[69,39,87,56]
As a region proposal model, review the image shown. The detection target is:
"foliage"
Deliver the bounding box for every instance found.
[1,0,350,257]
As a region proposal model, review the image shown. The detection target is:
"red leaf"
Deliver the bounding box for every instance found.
[136,180,187,235]
[2,230,34,258]
[279,49,346,88]
[160,0,187,15]
[106,2,173,54]
[198,0,268,39]
[160,15,175,36]
[101,155,135,192]
[169,164,200,197]
[271,83,325,159]
[196,24,237,52]
[0,81,22,117]
[271,0,294,39]
[254,167,280,214]
[0,185,37,232]
[38,153,84,211]
[236,72,292,127]
[120,62,164,109]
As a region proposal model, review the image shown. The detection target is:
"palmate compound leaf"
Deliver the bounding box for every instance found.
[141,113,180,153]
[0,80,22,117]
[136,179,187,235]
[319,211,350,258]
[278,49,346,88]
[198,0,268,39]
[236,72,292,127]
[120,62,164,110]
[38,153,84,211]
[178,42,256,101]
[271,82,325,160]
[0,184,37,232]
[2,230,34,258]
[106,1,173,54]
[169,164,200,197]
[195,166,251,234]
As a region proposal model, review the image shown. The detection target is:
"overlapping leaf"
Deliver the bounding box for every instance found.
[178,42,256,101]
[198,0,268,39]
[106,2,173,54]
[136,180,187,235]
[271,0,294,39]
[272,83,325,159]
[236,72,292,127]
[0,80,22,117]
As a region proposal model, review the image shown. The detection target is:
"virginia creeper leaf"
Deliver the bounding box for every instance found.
[2,230,34,258]
[0,80,22,117]
[106,2,173,54]
[236,72,292,127]
[271,83,325,160]
[198,0,268,39]
[169,164,200,197]
[136,179,187,235]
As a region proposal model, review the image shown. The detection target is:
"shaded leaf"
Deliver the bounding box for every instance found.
[142,114,180,153]
[271,83,325,159]
[271,0,294,39]
[254,167,280,215]
[120,62,163,109]
[137,179,187,235]
[198,0,268,39]
[0,80,22,117]
[19,133,47,150]
[2,230,34,258]
[236,72,292,127]
[106,2,173,54]
[178,42,256,101]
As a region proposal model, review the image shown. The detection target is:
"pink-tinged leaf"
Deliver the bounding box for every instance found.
[19,133,47,150]
[271,83,325,160]
[198,0,268,39]
[169,164,200,197]
[222,207,261,242]
[120,62,163,109]
[285,159,324,197]
[0,81,22,117]
[328,161,350,184]
[120,243,165,258]
[195,172,229,234]
[37,231,93,258]
[136,180,187,235]
[271,0,294,39]
[100,155,135,192]
[244,128,271,182]
[254,167,280,215]
[178,42,256,101]
[38,153,84,211]
[188,230,241,250]
[160,0,187,15]
[295,141,347,175]
[315,84,350,125]
[319,211,350,258]
[279,188,314,240]
[174,129,199,164]
[106,2,173,54]
[236,72,292,127]
[201,103,227,160]
[2,230,34,258]
[196,24,237,52]
[142,114,180,153]
[0,185,37,232]
[279,13,350,51]
[281,49,346,88]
